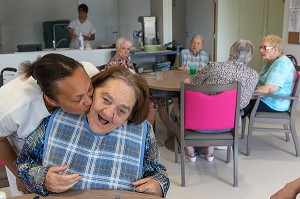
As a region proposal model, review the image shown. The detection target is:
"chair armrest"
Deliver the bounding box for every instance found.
[249,92,297,119]
[253,92,297,100]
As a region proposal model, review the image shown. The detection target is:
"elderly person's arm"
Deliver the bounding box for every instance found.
[15,119,81,196]
[132,121,170,198]
[270,177,300,199]
[255,83,279,93]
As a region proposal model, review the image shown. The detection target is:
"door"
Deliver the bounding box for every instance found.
[239,0,265,72]
[239,0,284,72]
[266,0,284,36]
[186,0,215,60]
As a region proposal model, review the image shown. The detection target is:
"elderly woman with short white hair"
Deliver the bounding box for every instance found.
[105,37,134,70]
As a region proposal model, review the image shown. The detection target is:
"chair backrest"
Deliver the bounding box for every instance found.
[287,54,298,67]
[181,82,241,131]
[290,70,300,113]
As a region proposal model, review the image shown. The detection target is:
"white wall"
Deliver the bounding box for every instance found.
[0,0,78,53]
[118,0,150,43]
[282,0,300,62]
[172,0,186,47]
[150,0,172,45]
[215,0,242,62]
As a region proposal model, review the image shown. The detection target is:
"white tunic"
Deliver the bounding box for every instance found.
[68,18,96,49]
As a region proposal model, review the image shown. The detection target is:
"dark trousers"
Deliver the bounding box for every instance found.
[242,99,279,118]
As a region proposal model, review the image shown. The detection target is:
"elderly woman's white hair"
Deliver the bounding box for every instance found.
[190,34,204,46]
[228,40,254,64]
[116,37,132,49]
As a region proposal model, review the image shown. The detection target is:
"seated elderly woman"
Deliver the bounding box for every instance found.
[173,34,210,71]
[105,37,135,70]
[15,66,169,198]
[105,37,176,138]
[184,40,259,162]
[243,34,296,116]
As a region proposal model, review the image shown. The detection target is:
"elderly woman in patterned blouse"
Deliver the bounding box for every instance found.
[15,66,169,198]
[184,39,259,162]
[105,37,135,70]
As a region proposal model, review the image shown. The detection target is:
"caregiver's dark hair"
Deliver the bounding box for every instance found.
[20,53,85,101]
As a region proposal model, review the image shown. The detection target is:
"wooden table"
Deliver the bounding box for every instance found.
[141,70,189,92]
[10,189,161,199]
[141,70,189,152]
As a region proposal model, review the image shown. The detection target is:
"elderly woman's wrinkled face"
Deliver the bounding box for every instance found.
[116,42,131,60]
[259,41,277,61]
[190,37,203,55]
[87,78,136,134]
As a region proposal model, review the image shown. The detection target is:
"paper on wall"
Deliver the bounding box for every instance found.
[290,0,300,9]
[288,9,300,32]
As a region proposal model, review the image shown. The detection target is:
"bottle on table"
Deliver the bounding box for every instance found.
[78,32,84,50]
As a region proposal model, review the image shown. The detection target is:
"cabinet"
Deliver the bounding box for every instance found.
[216,0,284,72]
[238,0,284,71]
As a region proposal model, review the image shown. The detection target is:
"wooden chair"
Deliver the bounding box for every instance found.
[174,82,241,187]
[241,70,300,157]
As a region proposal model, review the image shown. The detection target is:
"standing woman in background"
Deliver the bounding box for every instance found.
[67,3,96,49]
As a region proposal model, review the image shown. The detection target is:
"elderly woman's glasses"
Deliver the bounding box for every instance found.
[259,46,275,50]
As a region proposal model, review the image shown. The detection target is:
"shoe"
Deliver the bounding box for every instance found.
[215,146,227,150]
[200,153,214,162]
[186,155,196,162]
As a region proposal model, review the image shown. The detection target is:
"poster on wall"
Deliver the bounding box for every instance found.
[288,9,300,32]
[290,0,300,9]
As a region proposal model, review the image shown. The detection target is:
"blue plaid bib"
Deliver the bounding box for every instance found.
[43,108,147,191]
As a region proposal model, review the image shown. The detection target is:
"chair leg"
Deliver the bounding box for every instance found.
[226,146,231,163]
[180,143,186,186]
[233,141,238,187]
[241,117,247,140]
[246,119,254,156]
[284,125,290,142]
[175,137,179,163]
[290,123,300,157]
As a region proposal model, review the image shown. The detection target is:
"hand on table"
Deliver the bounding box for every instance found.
[132,178,163,197]
[178,66,187,71]
[44,165,82,193]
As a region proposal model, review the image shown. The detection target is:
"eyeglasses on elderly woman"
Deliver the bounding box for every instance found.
[259,46,275,50]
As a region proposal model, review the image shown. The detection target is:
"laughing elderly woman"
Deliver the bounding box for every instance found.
[15,66,169,198]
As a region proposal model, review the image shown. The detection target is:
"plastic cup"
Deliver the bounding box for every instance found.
[189,66,196,75]
[155,71,163,80]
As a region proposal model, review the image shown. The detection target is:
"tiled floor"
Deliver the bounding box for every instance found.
[1,105,300,199]
[156,104,300,199]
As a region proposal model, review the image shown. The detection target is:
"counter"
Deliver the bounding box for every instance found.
[0,48,115,84]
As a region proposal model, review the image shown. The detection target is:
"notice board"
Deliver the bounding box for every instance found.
[288,0,300,44]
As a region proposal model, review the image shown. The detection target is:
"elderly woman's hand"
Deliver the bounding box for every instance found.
[132,178,163,197]
[44,165,82,193]
[178,66,187,71]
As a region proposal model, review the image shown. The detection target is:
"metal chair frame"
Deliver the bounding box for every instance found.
[174,82,241,187]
